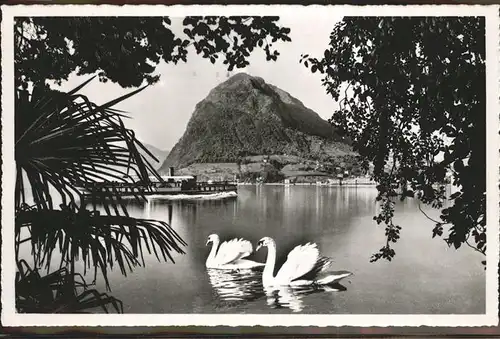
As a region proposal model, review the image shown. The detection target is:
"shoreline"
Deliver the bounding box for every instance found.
[237,180,377,187]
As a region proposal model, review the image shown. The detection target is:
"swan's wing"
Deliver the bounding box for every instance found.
[315,270,352,285]
[293,256,332,282]
[215,238,253,265]
[275,243,320,283]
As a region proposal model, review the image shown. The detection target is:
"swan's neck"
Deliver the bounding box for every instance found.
[262,242,277,285]
[206,239,220,265]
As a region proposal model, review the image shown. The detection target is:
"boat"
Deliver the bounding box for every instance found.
[77,167,238,198]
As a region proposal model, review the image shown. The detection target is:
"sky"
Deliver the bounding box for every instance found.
[54,15,344,151]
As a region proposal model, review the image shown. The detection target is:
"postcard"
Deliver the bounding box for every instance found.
[1,4,499,327]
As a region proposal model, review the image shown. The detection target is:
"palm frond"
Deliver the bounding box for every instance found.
[15,80,162,213]
[16,259,123,313]
[15,78,187,313]
[17,205,187,290]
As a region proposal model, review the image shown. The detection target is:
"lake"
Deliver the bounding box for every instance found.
[82,185,485,314]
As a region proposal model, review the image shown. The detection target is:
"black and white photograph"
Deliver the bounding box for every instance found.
[1,4,498,327]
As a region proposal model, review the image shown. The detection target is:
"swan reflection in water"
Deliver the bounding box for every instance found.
[207,268,264,306]
[264,283,347,312]
[207,268,349,312]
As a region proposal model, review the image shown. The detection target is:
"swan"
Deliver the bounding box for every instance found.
[205,234,265,270]
[256,237,353,287]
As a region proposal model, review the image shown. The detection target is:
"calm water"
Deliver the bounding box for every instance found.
[18,185,485,314]
[79,185,485,314]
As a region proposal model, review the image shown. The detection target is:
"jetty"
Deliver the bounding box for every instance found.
[79,167,238,198]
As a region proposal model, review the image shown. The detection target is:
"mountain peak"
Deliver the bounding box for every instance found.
[207,72,264,95]
[225,72,255,82]
[160,75,347,170]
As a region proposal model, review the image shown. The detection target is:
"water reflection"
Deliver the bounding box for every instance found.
[207,267,349,313]
[83,186,484,314]
[264,283,348,312]
[207,268,264,305]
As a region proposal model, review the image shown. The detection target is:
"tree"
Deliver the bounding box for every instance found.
[301,17,485,263]
[15,16,291,87]
[14,16,292,312]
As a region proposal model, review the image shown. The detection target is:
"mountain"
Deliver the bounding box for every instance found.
[140,143,169,170]
[159,73,355,171]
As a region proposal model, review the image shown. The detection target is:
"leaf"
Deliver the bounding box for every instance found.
[16,260,124,313]
[300,16,486,261]
[18,206,187,288]
[16,17,292,87]
[15,80,188,306]
[66,76,97,96]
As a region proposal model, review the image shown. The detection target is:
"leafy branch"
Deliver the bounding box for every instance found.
[301,17,486,263]
[15,16,292,87]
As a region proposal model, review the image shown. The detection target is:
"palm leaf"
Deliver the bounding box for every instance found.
[17,205,187,290]
[15,80,160,212]
[16,259,123,313]
[15,78,187,313]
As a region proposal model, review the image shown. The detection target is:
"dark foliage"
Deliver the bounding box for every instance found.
[240,164,285,183]
[15,16,291,87]
[17,204,186,290]
[16,259,123,313]
[301,17,485,261]
[15,78,159,210]
[14,16,293,313]
[15,79,187,312]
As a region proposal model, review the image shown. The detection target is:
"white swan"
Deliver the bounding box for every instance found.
[256,237,353,287]
[206,234,265,270]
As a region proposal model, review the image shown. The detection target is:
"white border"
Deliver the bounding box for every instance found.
[1,4,499,327]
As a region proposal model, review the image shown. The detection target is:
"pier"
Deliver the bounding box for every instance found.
[80,180,238,197]
[79,167,237,198]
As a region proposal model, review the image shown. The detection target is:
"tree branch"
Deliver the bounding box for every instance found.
[418,202,447,225]
[465,234,486,256]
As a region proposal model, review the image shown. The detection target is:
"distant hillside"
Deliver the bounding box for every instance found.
[159,73,355,172]
[139,143,169,170]
[83,142,168,182]
[175,153,366,184]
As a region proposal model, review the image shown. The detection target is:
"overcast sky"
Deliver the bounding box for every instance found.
[54,14,344,151]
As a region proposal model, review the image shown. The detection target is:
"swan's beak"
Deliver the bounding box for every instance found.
[206,240,211,246]
[256,243,262,252]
